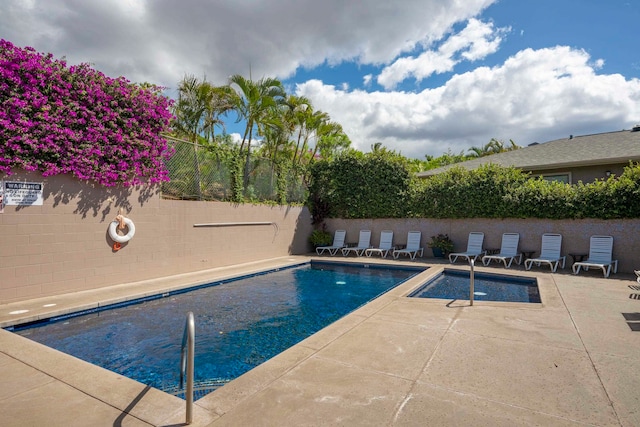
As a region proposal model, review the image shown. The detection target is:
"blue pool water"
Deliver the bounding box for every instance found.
[409,269,540,303]
[11,262,422,396]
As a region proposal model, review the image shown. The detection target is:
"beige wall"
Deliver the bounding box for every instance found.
[325,217,640,274]
[529,162,629,184]
[0,171,313,304]
[2,169,638,304]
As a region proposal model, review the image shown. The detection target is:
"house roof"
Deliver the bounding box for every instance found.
[417,128,640,177]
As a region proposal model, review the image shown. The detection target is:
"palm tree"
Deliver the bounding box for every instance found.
[468,138,520,158]
[311,120,348,161]
[371,142,385,153]
[172,75,214,199]
[467,145,486,158]
[229,74,285,192]
[172,75,209,140]
[294,109,330,167]
[202,85,238,144]
[261,94,309,165]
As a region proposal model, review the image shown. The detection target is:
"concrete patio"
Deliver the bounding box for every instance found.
[1,256,639,426]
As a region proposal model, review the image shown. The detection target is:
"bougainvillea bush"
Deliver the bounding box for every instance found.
[0,39,174,186]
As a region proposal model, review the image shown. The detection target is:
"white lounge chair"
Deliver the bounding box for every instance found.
[572,235,618,278]
[341,230,372,257]
[392,231,424,260]
[449,232,485,264]
[524,233,566,272]
[365,230,394,258]
[315,229,346,256]
[482,233,522,268]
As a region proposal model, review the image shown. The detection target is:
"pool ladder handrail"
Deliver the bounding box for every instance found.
[469,259,475,306]
[180,312,195,424]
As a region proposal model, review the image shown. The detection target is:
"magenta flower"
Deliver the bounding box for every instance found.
[0,39,175,186]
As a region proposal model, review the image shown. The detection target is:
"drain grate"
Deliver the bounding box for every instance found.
[629,294,640,300]
[629,285,640,291]
[622,312,640,331]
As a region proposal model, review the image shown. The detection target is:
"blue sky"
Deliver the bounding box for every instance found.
[2,0,639,158]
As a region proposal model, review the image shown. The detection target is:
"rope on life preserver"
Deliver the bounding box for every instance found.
[108,214,135,244]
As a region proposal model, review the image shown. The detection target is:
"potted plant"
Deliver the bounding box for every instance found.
[428,233,454,258]
[309,228,333,249]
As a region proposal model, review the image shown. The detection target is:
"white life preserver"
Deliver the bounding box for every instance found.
[108,217,136,243]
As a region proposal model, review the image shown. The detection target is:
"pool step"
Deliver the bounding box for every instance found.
[161,379,230,400]
[622,312,640,331]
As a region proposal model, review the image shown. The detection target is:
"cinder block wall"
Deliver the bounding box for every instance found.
[0,171,313,304]
[3,169,638,304]
[325,218,640,274]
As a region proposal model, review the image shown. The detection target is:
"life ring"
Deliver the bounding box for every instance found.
[108,217,135,243]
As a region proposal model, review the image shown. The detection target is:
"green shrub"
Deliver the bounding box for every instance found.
[307,150,412,220]
[428,234,454,253]
[309,229,333,247]
[415,164,529,218]
[307,158,640,220]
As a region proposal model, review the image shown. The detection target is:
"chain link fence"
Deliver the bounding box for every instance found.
[161,136,307,203]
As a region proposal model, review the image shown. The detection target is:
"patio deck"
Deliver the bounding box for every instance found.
[1,256,638,426]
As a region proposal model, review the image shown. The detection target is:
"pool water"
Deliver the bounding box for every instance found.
[409,269,540,303]
[11,262,421,396]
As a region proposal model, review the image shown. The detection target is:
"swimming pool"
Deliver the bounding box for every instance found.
[409,269,540,303]
[10,261,423,397]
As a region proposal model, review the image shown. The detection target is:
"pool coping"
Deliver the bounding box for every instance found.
[1,256,638,426]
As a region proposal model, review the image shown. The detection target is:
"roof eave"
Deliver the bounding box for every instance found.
[417,156,640,177]
[518,156,640,171]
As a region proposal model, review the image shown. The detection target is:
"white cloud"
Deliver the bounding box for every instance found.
[0,0,497,92]
[377,19,509,89]
[297,46,640,158]
[2,0,638,161]
[229,133,262,147]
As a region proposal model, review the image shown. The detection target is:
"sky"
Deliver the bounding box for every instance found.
[1,0,640,159]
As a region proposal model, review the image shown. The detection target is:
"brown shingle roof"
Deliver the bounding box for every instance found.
[417,129,640,177]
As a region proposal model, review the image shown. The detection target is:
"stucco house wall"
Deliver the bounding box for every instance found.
[0,170,313,304]
[528,163,629,184]
[417,129,640,184]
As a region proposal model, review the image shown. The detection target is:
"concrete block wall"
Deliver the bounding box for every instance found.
[0,171,313,304]
[325,217,640,274]
[2,168,637,304]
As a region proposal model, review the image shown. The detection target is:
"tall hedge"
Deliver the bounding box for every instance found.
[308,158,640,220]
[414,164,529,218]
[307,150,412,221]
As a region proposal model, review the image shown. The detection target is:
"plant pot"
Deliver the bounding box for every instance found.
[432,247,445,258]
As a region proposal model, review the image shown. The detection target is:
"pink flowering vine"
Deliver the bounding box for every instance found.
[0,39,175,186]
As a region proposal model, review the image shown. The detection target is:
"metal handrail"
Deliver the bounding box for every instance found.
[180,312,195,424]
[193,222,280,235]
[469,259,475,306]
[193,221,276,227]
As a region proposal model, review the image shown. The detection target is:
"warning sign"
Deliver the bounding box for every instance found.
[2,181,44,206]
